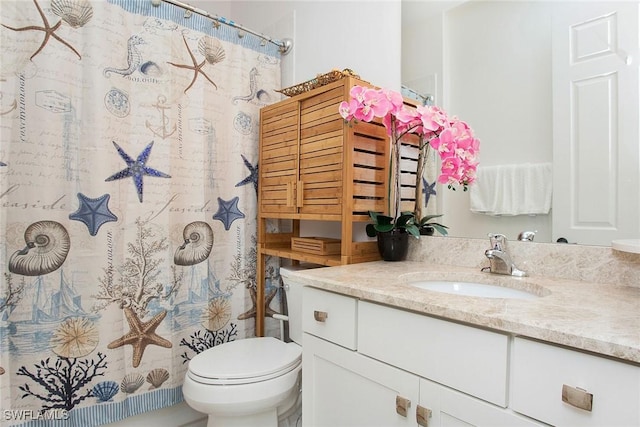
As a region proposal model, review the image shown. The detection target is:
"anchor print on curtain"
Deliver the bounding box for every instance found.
[0,0,281,425]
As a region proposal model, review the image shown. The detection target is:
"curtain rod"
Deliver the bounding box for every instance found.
[151,0,293,55]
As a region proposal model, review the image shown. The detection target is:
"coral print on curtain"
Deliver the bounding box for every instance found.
[0,0,281,425]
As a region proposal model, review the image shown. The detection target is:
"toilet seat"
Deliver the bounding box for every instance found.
[187,337,301,386]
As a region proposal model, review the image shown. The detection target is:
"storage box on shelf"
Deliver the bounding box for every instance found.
[256,76,394,335]
[291,237,341,256]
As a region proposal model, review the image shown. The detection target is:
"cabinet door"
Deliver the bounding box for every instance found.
[260,101,299,215]
[419,379,547,427]
[511,337,640,427]
[298,86,345,216]
[303,333,419,427]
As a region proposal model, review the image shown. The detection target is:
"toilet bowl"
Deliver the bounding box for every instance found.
[183,337,301,427]
[183,265,312,427]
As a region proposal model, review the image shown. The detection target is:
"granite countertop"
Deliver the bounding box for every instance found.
[286,261,640,364]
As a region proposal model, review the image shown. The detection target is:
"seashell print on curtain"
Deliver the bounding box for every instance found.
[0,0,282,425]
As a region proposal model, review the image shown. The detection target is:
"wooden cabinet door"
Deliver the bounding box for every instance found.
[259,101,299,215]
[303,333,419,427]
[298,85,345,216]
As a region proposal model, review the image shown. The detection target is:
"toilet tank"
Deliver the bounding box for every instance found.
[279,264,320,344]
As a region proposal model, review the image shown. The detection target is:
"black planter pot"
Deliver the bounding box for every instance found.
[376,229,409,261]
[419,226,435,236]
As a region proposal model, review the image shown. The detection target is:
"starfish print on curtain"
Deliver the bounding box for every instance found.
[105,141,171,203]
[107,308,172,368]
[168,34,225,94]
[68,193,118,236]
[235,154,258,194]
[0,0,91,60]
[212,196,245,230]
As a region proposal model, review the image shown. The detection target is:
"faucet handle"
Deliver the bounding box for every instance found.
[518,230,537,242]
[488,233,507,250]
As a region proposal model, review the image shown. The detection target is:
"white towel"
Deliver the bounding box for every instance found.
[470,163,552,216]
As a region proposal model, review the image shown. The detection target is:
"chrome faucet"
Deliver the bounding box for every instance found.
[517,230,537,242]
[482,233,527,277]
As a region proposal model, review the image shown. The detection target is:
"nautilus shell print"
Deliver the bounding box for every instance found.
[174,221,214,266]
[8,221,71,276]
[198,36,225,65]
[51,0,94,28]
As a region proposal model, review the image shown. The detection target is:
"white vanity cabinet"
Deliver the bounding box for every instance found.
[302,287,545,427]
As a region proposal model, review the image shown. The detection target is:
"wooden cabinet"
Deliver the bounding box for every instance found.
[302,287,546,427]
[256,76,393,334]
[259,76,390,222]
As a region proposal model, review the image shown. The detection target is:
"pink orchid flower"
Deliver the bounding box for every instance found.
[340,85,480,193]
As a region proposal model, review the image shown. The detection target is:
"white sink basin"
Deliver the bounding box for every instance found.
[409,280,539,300]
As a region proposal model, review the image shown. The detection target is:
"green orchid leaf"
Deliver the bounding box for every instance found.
[365,223,377,237]
[396,213,415,228]
[419,214,444,225]
[423,221,448,229]
[369,211,393,226]
[374,223,395,233]
[405,224,420,238]
[431,224,449,236]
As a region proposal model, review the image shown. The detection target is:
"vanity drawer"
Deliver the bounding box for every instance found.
[302,286,357,350]
[358,301,509,407]
[511,337,640,426]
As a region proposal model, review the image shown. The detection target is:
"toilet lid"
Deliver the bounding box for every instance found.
[188,337,301,385]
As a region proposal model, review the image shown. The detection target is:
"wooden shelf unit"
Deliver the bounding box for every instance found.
[256,76,390,335]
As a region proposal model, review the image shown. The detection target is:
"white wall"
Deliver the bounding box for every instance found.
[224,0,402,90]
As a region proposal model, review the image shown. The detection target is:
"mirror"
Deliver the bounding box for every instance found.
[401,0,640,246]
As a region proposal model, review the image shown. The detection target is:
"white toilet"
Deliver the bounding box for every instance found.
[183,266,308,427]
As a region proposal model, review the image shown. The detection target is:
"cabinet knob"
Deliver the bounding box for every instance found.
[395,395,411,417]
[416,405,432,427]
[562,384,593,412]
[313,310,328,322]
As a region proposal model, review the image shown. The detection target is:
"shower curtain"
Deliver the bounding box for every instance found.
[0,0,281,425]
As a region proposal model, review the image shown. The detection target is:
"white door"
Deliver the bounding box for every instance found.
[552,2,639,245]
